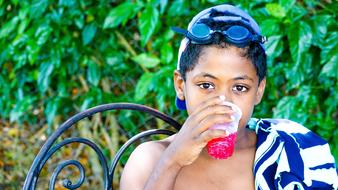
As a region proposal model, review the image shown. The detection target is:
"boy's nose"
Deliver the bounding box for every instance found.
[218,93,234,103]
[220,95,226,101]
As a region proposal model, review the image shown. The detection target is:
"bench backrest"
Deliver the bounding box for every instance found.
[23,103,181,189]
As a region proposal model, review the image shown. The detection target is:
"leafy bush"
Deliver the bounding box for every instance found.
[0,0,337,188]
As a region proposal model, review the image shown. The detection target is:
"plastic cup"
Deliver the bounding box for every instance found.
[206,101,242,159]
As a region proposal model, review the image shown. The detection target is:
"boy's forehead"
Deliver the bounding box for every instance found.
[189,46,258,80]
[198,45,250,64]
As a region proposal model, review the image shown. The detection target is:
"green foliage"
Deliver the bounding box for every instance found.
[0,0,337,187]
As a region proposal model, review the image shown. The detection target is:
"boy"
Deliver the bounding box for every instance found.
[120,4,337,190]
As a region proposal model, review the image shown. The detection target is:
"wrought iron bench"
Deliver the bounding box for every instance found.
[23,103,181,189]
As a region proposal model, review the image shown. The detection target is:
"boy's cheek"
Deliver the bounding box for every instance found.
[237,101,256,128]
[185,93,211,114]
[185,96,201,115]
[239,108,254,128]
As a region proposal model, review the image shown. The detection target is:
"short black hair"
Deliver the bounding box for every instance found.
[178,24,267,84]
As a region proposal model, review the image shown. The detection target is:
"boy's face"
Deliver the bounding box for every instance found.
[174,45,266,129]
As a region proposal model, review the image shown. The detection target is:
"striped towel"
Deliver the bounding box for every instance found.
[247,118,338,190]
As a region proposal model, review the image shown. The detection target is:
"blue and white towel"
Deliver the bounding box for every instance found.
[247,118,338,190]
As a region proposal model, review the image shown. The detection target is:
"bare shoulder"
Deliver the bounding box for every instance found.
[120,135,175,190]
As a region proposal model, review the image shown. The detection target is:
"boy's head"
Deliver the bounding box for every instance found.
[173,4,267,111]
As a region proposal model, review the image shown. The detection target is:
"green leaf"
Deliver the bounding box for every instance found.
[139,5,159,46]
[11,0,18,5]
[38,62,55,93]
[106,54,123,66]
[168,0,186,16]
[0,49,8,68]
[59,0,76,7]
[156,93,166,111]
[265,35,283,61]
[57,82,68,97]
[18,5,29,20]
[75,16,84,29]
[45,97,60,126]
[296,86,311,106]
[0,17,19,39]
[266,3,286,19]
[279,0,296,12]
[82,23,97,45]
[289,5,307,21]
[103,2,140,29]
[311,15,330,48]
[10,97,32,122]
[0,6,4,17]
[320,55,338,78]
[273,96,308,124]
[14,53,28,70]
[80,97,93,111]
[160,0,168,14]
[273,96,296,119]
[26,40,40,64]
[132,53,160,68]
[286,52,312,90]
[304,0,318,8]
[86,59,101,86]
[51,48,61,68]
[260,19,280,36]
[134,72,154,101]
[288,21,312,65]
[163,29,175,41]
[160,43,173,64]
[321,32,338,65]
[17,18,31,34]
[35,24,52,46]
[30,0,48,19]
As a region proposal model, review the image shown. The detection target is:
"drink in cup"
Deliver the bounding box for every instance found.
[206,100,242,159]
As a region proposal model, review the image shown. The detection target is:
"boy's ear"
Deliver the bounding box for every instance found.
[174,70,185,100]
[255,78,266,105]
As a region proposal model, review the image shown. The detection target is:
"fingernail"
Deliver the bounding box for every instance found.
[230,115,235,121]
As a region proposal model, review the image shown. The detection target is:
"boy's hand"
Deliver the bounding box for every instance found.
[165,96,234,167]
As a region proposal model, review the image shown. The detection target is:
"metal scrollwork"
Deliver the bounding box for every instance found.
[49,160,85,190]
[23,103,181,189]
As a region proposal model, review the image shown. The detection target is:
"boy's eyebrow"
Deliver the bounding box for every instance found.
[194,72,218,79]
[234,75,254,82]
[194,73,255,82]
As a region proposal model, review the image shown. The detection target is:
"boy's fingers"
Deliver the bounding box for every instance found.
[190,96,225,116]
[195,114,233,133]
[196,129,227,144]
[191,104,234,125]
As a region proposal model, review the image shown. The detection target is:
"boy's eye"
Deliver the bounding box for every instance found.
[198,82,215,89]
[232,85,248,92]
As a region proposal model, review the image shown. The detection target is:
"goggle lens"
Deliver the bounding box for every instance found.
[226,25,250,41]
[191,23,210,39]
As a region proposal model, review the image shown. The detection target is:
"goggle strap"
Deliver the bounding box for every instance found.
[252,35,267,44]
[171,26,188,36]
[171,26,208,43]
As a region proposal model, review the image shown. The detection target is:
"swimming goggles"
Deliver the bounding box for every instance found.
[172,23,266,47]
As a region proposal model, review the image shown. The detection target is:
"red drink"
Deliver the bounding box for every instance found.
[207,132,237,159]
[206,100,242,159]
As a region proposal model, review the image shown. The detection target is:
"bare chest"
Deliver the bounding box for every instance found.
[174,150,255,190]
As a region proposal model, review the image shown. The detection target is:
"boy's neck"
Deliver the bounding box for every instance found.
[235,127,257,150]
